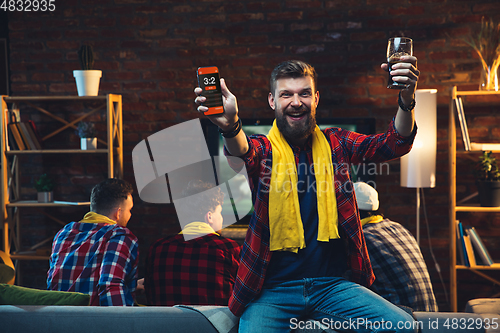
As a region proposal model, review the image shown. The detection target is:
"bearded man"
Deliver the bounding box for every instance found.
[195,58,419,333]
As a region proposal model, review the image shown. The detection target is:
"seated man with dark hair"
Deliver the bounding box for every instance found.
[144,180,241,306]
[47,178,138,306]
[354,181,438,312]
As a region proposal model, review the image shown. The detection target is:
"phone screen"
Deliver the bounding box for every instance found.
[197,66,224,116]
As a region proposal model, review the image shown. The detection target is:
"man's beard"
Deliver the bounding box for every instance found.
[276,106,317,144]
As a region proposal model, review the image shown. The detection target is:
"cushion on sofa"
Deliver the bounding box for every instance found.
[466,298,500,315]
[465,299,500,333]
[0,284,90,306]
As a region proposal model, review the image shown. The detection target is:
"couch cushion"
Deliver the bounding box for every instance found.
[415,312,487,333]
[466,298,500,315]
[0,284,90,306]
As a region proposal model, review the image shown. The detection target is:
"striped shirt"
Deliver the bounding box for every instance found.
[47,221,139,306]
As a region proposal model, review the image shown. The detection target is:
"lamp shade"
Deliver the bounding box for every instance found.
[400,89,437,188]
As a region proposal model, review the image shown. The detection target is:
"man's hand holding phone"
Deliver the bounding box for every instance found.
[195,67,239,132]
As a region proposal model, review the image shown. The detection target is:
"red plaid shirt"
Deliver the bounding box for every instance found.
[228,120,416,317]
[144,233,241,306]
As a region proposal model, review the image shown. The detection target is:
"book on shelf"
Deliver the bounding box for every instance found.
[465,226,494,266]
[454,97,500,151]
[26,120,43,149]
[463,232,477,266]
[17,122,33,150]
[6,126,17,150]
[6,121,42,151]
[19,121,42,150]
[456,220,469,266]
[8,122,25,150]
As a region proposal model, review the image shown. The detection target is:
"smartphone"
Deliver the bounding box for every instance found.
[197,66,224,116]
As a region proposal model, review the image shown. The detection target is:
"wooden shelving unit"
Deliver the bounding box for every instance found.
[0,95,123,265]
[449,86,500,312]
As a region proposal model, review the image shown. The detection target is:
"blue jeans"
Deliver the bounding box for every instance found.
[239,277,418,333]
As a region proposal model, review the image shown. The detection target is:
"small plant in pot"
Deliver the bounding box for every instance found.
[474,151,500,207]
[76,121,97,150]
[34,174,54,203]
[73,44,102,96]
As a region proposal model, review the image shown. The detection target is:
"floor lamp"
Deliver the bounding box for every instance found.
[400,89,437,245]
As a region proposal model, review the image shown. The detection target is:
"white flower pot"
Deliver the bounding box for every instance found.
[73,70,102,96]
[37,191,53,203]
[81,137,97,150]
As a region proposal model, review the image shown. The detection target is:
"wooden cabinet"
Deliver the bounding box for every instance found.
[449,86,500,312]
[1,95,122,263]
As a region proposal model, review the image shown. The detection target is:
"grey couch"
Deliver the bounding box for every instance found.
[1,301,500,333]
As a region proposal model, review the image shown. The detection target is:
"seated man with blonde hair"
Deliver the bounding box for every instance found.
[145,180,241,306]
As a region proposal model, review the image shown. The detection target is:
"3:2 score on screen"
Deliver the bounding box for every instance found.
[203,77,217,86]
[1,0,55,11]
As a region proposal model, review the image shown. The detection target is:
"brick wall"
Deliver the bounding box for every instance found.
[5,0,500,311]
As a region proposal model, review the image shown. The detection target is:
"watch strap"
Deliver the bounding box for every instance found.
[398,91,415,112]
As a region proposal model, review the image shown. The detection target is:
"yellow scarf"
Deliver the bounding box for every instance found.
[179,222,220,236]
[268,120,339,253]
[79,211,117,225]
[360,215,384,227]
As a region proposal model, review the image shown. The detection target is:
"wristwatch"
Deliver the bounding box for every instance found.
[218,118,242,138]
[398,91,415,112]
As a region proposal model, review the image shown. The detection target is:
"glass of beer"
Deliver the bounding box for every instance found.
[386,37,413,89]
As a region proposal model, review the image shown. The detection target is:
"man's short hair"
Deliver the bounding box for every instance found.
[181,180,224,223]
[90,178,134,216]
[269,60,317,95]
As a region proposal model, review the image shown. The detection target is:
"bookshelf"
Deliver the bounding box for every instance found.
[449,86,500,312]
[0,95,122,267]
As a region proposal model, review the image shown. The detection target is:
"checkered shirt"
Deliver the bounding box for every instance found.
[363,218,439,312]
[47,222,139,306]
[227,120,416,317]
[144,233,241,306]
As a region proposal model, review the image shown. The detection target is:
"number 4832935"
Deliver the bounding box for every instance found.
[1,0,56,11]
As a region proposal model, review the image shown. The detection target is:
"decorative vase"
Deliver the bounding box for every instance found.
[476,180,500,207]
[37,191,53,203]
[81,137,97,150]
[73,70,102,96]
[479,62,499,91]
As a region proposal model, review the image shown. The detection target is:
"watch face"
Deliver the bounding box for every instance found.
[198,67,224,115]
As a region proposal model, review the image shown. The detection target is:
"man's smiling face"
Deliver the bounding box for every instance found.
[268,75,319,146]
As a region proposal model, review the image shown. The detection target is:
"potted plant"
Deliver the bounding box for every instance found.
[474,151,500,206]
[34,174,54,203]
[73,44,102,96]
[76,121,97,150]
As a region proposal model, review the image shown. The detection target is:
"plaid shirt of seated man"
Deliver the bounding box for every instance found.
[144,180,241,306]
[354,181,439,312]
[47,178,138,306]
